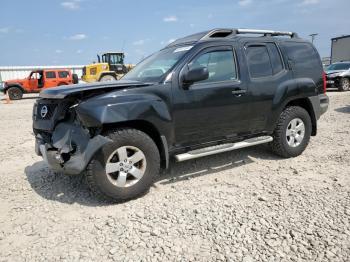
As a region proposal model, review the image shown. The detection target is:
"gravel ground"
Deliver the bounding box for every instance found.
[0,92,349,262]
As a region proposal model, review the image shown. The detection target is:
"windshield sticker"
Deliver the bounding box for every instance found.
[174,46,193,53]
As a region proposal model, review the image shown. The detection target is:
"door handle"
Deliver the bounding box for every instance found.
[231,89,246,96]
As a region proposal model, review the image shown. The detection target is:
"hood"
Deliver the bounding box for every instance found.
[40,80,151,99]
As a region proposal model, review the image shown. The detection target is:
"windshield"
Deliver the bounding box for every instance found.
[123,46,193,83]
[327,63,350,71]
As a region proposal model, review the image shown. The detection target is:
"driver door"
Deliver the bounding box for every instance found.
[28,72,39,91]
[172,45,248,146]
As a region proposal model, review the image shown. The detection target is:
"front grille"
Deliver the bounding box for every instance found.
[37,103,58,120]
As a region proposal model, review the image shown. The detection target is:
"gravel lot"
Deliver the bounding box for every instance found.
[0,92,349,261]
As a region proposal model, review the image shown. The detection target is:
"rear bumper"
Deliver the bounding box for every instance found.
[309,94,329,120]
[319,94,329,116]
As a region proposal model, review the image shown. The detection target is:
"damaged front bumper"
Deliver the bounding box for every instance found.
[35,122,111,175]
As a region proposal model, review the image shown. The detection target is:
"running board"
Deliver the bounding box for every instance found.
[175,136,273,162]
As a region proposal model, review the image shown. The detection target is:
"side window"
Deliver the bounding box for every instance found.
[284,42,322,78]
[189,49,237,83]
[246,45,273,78]
[58,71,69,78]
[45,71,56,79]
[267,43,284,74]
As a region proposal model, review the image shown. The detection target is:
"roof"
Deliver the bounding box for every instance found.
[166,28,299,48]
[331,35,350,41]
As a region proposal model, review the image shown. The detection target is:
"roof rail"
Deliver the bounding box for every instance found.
[200,28,298,40]
[236,29,298,38]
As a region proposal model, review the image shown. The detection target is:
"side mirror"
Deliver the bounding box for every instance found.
[183,66,209,85]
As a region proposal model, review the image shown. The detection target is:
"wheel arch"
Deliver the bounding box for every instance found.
[101,120,169,169]
[4,84,25,94]
[98,72,117,81]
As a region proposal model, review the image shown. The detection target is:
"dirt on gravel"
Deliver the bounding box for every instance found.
[0,92,349,262]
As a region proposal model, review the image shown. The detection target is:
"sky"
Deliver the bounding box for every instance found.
[0,0,349,66]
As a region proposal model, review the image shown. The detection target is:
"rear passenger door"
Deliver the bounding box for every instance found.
[44,71,58,88]
[58,71,72,85]
[244,42,291,132]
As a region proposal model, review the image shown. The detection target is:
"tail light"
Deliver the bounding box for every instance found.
[322,72,327,94]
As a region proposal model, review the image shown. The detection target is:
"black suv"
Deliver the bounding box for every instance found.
[33,28,329,201]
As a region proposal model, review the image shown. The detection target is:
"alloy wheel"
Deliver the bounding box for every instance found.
[105,146,147,188]
[286,118,305,147]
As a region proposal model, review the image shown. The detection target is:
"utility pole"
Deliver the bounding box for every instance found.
[309,33,318,44]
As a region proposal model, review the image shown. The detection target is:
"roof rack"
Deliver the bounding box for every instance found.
[200,28,298,40]
[236,29,298,38]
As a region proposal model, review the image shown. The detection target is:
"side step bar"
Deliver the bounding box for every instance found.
[175,136,273,162]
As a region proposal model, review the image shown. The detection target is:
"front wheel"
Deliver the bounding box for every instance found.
[7,87,23,100]
[86,129,160,202]
[339,78,350,91]
[270,106,312,158]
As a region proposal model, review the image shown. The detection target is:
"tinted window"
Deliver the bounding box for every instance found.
[246,45,273,78]
[284,42,322,78]
[45,71,56,78]
[189,50,237,83]
[58,71,69,78]
[267,43,284,74]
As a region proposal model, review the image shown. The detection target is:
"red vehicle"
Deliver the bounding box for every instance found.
[2,69,78,100]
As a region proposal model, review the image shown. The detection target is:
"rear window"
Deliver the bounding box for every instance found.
[58,71,69,78]
[45,71,56,78]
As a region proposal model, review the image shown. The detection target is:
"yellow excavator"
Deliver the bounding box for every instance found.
[82,52,134,82]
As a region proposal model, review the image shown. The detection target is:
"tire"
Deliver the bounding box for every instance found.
[7,86,23,100]
[86,128,160,202]
[72,74,79,84]
[339,78,350,91]
[99,74,117,82]
[270,106,312,158]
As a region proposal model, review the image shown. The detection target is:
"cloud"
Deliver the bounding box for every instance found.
[55,49,63,54]
[68,33,87,40]
[300,0,320,5]
[238,0,253,6]
[0,27,10,33]
[61,0,81,10]
[76,49,83,54]
[133,39,149,46]
[163,15,178,22]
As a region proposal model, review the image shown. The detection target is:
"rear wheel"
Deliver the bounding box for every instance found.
[99,74,117,82]
[270,106,312,158]
[7,87,23,100]
[86,129,160,202]
[339,78,350,91]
